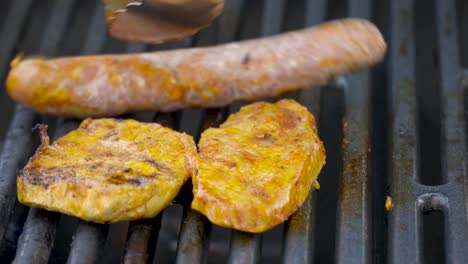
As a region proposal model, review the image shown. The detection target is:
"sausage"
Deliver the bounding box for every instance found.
[6,18,386,119]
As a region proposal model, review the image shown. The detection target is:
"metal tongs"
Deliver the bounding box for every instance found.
[104,0,224,44]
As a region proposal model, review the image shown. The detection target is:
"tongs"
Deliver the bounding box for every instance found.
[103,0,224,44]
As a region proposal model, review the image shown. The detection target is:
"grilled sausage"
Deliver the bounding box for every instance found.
[6,18,386,119]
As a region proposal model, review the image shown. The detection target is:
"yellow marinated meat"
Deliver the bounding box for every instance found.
[17,118,197,224]
[192,99,326,233]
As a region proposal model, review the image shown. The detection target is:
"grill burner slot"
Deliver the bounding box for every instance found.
[456,0,468,68]
[315,84,343,264]
[415,0,444,186]
[421,210,446,264]
[418,194,448,264]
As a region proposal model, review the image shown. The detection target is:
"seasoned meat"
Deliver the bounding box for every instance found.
[7,18,385,118]
[192,99,326,233]
[17,118,197,224]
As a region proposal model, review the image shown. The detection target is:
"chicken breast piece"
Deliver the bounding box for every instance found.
[192,99,326,233]
[17,118,197,224]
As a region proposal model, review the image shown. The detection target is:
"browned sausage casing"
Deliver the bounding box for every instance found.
[6,18,386,118]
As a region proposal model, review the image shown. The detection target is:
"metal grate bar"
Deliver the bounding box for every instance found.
[282,1,325,263]
[335,0,371,263]
[0,0,37,243]
[261,0,286,36]
[0,106,40,242]
[13,209,60,264]
[388,0,420,262]
[123,215,162,263]
[216,0,244,44]
[14,118,79,263]
[435,0,468,262]
[66,222,109,264]
[1,2,69,248]
[11,1,92,263]
[335,59,371,261]
[38,1,77,57]
[300,0,327,122]
[228,232,262,264]
[304,0,327,26]
[175,209,211,263]
[81,3,107,55]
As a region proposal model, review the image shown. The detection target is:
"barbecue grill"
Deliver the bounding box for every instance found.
[0,0,467,263]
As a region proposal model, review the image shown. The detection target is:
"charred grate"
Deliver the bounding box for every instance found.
[0,0,466,263]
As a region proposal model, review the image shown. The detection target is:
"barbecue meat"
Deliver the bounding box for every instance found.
[192,99,326,233]
[17,118,197,224]
[7,18,385,118]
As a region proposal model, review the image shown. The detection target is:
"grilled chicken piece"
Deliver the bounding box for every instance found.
[192,99,326,233]
[17,119,197,224]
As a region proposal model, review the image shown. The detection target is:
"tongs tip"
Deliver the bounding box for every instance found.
[104,0,224,44]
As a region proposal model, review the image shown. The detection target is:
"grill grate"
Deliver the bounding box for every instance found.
[388,0,468,263]
[0,0,467,263]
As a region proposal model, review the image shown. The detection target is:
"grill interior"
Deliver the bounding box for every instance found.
[0,0,467,263]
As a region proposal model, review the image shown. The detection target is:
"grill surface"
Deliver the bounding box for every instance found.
[0,0,467,263]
